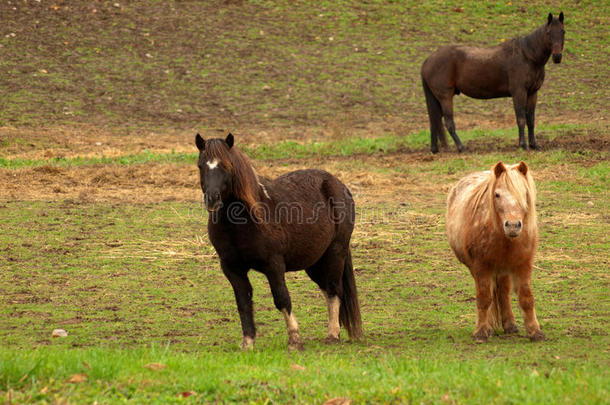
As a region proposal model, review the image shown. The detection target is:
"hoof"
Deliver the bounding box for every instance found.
[529,330,545,342]
[457,145,467,153]
[529,143,539,150]
[504,323,519,335]
[473,329,489,343]
[519,143,529,150]
[288,332,304,351]
[431,147,439,154]
[288,340,304,351]
[240,336,255,350]
[324,335,340,345]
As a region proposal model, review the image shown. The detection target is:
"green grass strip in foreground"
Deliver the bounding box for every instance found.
[1,346,607,403]
[0,124,591,169]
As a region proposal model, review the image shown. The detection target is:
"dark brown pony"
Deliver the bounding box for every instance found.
[446,161,543,342]
[195,133,362,350]
[422,12,565,153]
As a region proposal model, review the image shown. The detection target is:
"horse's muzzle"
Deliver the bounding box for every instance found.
[205,192,222,212]
[504,220,522,238]
[552,53,562,63]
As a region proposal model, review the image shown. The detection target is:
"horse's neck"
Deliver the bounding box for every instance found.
[521,26,551,66]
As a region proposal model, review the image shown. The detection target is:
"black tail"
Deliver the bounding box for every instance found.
[422,74,446,152]
[340,249,362,339]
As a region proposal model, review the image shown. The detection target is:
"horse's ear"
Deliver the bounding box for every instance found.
[225,133,234,149]
[559,12,564,23]
[493,162,506,178]
[547,13,553,25]
[517,161,528,176]
[195,133,205,151]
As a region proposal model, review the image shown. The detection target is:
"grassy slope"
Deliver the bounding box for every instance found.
[0,0,608,132]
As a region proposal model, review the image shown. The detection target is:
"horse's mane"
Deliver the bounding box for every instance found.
[515,24,550,64]
[205,139,264,220]
[465,163,537,233]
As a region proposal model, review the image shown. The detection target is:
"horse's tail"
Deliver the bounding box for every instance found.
[340,249,363,339]
[488,276,502,331]
[421,73,447,149]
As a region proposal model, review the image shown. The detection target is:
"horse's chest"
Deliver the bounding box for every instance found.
[208,223,271,266]
[526,68,545,92]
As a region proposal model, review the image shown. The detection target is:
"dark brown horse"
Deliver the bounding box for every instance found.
[195,133,362,350]
[422,12,565,153]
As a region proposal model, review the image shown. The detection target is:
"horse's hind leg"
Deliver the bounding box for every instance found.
[264,259,303,350]
[322,290,341,343]
[440,97,466,153]
[526,93,539,150]
[497,274,518,334]
[306,246,345,343]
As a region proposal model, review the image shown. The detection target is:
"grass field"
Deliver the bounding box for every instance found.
[1,0,609,403]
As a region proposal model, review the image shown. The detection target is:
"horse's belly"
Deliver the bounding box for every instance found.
[458,76,510,99]
[283,223,335,270]
[457,59,509,99]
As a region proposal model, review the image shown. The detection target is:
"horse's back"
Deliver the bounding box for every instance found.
[271,169,353,207]
[423,44,511,99]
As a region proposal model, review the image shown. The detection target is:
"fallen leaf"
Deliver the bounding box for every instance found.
[178,391,196,398]
[66,374,87,383]
[290,363,305,371]
[144,362,166,371]
[39,386,49,394]
[324,398,351,405]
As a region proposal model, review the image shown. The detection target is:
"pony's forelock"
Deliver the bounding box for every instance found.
[462,163,536,234]
[492,164,537,233]
[204,139,262,220]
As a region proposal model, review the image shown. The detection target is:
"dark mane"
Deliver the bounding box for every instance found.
[517,25,551,65]
[205,139,262,219]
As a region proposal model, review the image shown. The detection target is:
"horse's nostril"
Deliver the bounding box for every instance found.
[517,221,522,229]
[504,221,510,228]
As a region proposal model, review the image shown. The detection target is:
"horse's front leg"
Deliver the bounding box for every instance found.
[473,267,494,343]
[512,90,528,150]
[264,258,304,350]
[221,261,256,350]
[497,274,518,334]
[512,270,544,342]
[526,92,538,150]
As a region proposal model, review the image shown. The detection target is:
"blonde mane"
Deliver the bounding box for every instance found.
[464,163,537,234]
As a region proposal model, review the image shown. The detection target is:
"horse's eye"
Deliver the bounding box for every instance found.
[495,192,500,198]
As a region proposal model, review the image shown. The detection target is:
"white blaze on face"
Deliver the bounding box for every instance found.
[207,159,219,169]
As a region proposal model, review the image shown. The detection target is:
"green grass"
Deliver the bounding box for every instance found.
[1,347,606,404]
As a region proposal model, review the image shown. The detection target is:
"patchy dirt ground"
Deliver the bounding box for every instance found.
[2,127,606,206]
